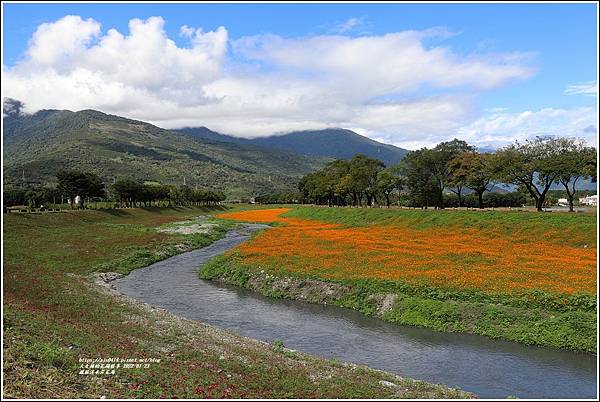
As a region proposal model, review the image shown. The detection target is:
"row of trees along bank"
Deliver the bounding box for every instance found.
[3,170,226,210]
[298,137,596,212]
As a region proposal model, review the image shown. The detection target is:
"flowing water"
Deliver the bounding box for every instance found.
[113,224,597,399]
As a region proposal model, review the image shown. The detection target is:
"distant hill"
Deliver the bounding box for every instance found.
[177,127,409,167]
[2,109,327,199]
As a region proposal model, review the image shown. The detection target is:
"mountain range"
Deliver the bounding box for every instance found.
[3,107,408,198]
[175,127,409,167]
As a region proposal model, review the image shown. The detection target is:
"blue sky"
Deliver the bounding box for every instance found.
[2,2,598,149]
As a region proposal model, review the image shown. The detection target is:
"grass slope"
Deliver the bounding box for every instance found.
[3,207,472,398]
[203,206,597,352]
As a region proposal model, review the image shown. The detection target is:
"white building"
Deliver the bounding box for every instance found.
[579,195,598,206]
[557,198,569,206]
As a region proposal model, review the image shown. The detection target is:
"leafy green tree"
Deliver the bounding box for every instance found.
[399,140,473,209]
[56,170,105,209]
[3,188,27,208]
[298,171,328,205]
[25,187,48,208]
[398,149,438,208]
[298,156,384,207]
[448,151,495,209]
[429,139,474,208]
[491,137,581,211]
[334,173,353,206]
[348,154,385,207]
[111,178,144,207]
[552,140,597,212]
[324,160,351,206]
[376,169,405,208]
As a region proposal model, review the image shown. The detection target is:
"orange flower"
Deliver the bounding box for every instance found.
[218,209,597,295]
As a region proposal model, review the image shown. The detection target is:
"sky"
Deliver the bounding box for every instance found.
[2,2,598,150]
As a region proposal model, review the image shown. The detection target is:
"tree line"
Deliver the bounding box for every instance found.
[298,136,596,212]
[3,170,226,210]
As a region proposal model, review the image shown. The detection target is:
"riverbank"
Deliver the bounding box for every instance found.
[3,207,473,398]
[205,207,597,353]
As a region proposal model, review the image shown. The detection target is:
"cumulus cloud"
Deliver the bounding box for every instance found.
[26,15,101,65]
[4,15,228,113]
[565,80,598,96]
[6,14,584,150]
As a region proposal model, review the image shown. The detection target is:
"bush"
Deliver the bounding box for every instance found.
[443,192,526,208]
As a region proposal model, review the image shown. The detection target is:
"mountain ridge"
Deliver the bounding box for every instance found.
[3,108,328,199]
[176,127,409,166]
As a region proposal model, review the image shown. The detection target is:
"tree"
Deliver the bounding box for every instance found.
[56,170,105,209]
[398,149,438,208]
[334,173,354,206]
[400,140,473,209]
[324,159,351,206]
[111,178,143,207]
[298,171,331,205]
[348,154,385,207]
[298,156,385,207]
[448,151,495,209]
[3,187,27,208]
[25,187,49,208]
[429,139,474,209]
[552,140,597,212]
[376,169,405,208]
[491,137,569,212]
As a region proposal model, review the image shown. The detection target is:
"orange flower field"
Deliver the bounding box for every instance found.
[217,208,597,295]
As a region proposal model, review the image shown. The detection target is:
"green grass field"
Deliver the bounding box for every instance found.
[202,206,597,352]
[3,206,472,398]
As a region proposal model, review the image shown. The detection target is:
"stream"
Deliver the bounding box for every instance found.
[113,224,597,399]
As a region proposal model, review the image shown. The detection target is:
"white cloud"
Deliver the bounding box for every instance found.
[4,16,228,113]
[457,106,598,149]
[565,80,598,96]
[26,15,101,65]
[232,30,534,96]
[333,17,364,34]
[2,14,556,150]
[179,25,196,38]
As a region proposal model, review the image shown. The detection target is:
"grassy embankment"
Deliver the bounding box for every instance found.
[3,206,472,398]
[203,206,597,353]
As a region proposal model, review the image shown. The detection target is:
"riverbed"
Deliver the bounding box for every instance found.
[113,224,597,399]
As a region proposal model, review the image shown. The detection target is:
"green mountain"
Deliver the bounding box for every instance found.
[3,108,327,199]
[177,127,409,167]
